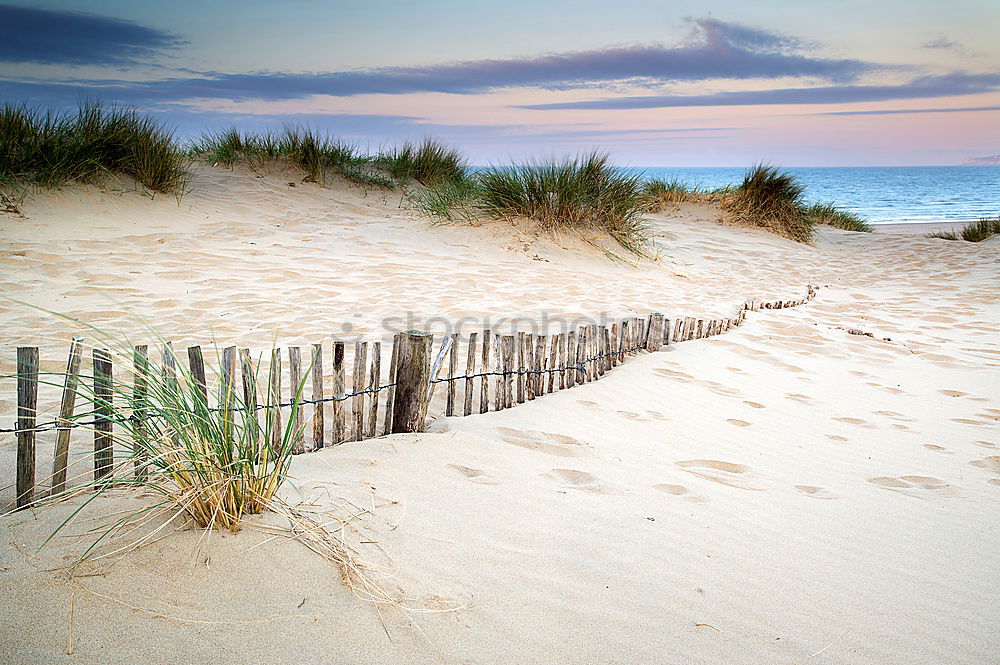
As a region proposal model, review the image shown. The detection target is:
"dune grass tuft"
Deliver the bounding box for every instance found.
[0,101,188,194]
[475,151,650,253]
[190,127,361,183]
[928,215,1000,242]
[722,164,813,242]
[375,138,467,187]
[641,178,701,209]
[802,202,873,232]
[26,331,308,562]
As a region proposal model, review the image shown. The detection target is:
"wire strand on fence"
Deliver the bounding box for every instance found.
[1,339,648,434]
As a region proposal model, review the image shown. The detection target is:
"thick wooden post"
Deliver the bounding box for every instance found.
[52,337,83,494]
[16,347,38,508]
[331,342,346,443]
[311,343,325,450]
[391,331,434,433]
[646,313,665,352]
[463,332,477,417]
[93,349,113,482]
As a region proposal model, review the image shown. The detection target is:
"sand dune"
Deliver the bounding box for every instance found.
[1,165,997,664]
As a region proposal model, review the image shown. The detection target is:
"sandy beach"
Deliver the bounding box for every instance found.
[1,165,997,664]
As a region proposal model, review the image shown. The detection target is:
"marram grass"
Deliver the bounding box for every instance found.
[928,215,1000,242]
[0,101,188,194]
[722,164,814,242]
[802,202,873,233]
[475,152,651,253]
[13,324,309,562]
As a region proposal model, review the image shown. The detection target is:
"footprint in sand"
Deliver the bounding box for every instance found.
[785,393,814,405]
[576,400,598,407]
[974,440,996,448]
[547,469,617,494]
[446,464,497,485]
[496,427,588,457]
[618,410,647,421]
[923,444,952,454]
[654,483,708,503]
[969,456,1000,477]
[654,368,695,381]
[825,434,849,442]
[872,410,916,422]
[938,389,967,397]
[727,419,751,427]
[868,475,960,498]
[794,485,837,500]
[832,416,876,428]
[675,460,766,491]
[646,410,667,420]
[743,401,766,409]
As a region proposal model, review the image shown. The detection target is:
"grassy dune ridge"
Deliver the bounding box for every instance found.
[1,101,875,250]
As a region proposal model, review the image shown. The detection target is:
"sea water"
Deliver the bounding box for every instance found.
[630,166,1000,225]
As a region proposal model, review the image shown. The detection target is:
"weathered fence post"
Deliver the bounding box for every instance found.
[352,342,367,442]
[93,348,113,482]
[391,331,434,434]
[383,334,401,435]
[187,345,208,402]
[311,343,325,450]
[16,346,38,509]
[502,335,515,408]
[368,341,381,437]
[479,330,491,414]
[132,344,149,481]
[646,313,665,352]
[52,337,83,494]
[268,349,282,452]
[331,342,346,443]
[288,346,304,452]
[462,332,477,417]
[445,334,458,417]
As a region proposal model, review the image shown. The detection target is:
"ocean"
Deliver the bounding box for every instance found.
[629,166,1000,225]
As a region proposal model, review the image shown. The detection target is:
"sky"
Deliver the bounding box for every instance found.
[1,0,999,166]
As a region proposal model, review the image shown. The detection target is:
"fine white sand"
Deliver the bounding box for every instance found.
[1,165,997,664]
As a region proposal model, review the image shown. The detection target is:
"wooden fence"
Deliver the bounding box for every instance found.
[8,287,816,508]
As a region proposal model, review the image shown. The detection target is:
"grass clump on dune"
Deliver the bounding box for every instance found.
[722,164,814,242]
[375,138,467,187]
[0,101,188,195]
[641,178,701,209]
[30,334,307,561]
[190,126,370,184]
[928,215,1000,242]
[802,202,873,233]
[475,151,650,253]
[192,129,465,190]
